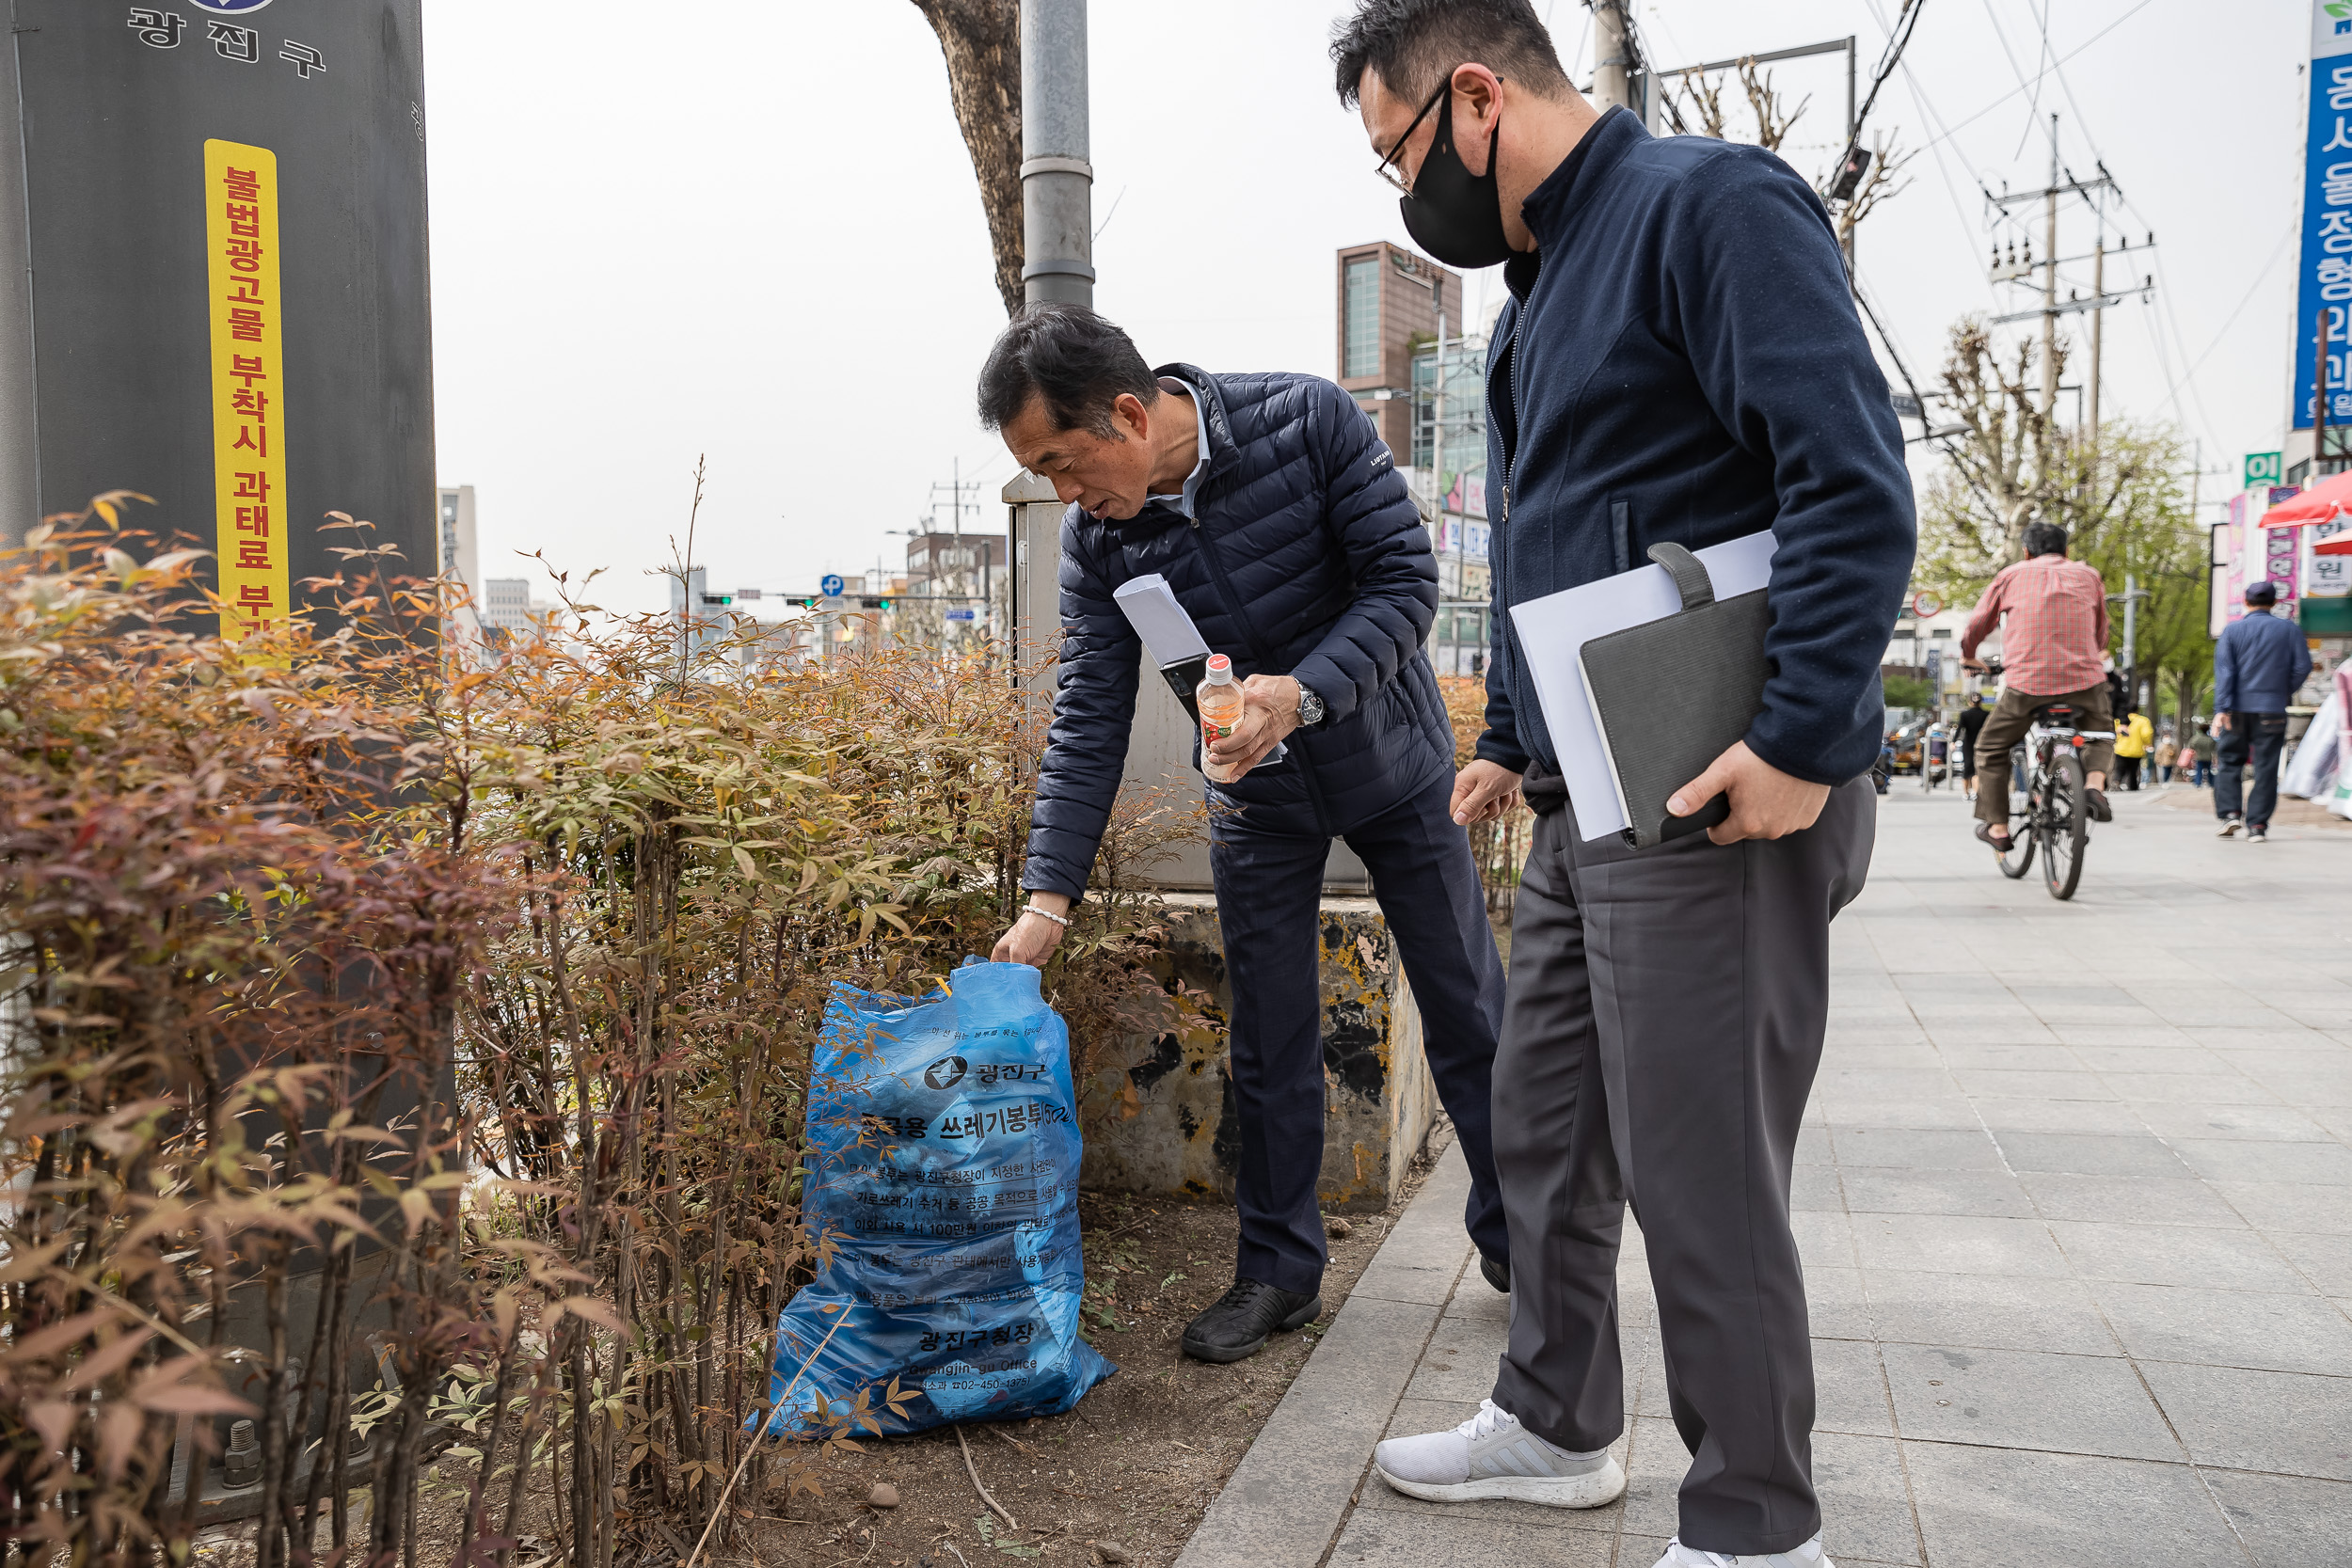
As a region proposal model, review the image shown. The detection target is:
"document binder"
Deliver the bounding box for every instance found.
[1577,543,1771,850]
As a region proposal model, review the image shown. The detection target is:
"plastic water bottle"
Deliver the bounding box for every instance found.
[1197,654,1244,783]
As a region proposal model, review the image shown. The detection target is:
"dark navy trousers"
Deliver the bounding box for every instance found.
[1208,771,1509,1296]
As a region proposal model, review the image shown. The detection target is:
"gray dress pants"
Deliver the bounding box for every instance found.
[1490,769,1873,1556]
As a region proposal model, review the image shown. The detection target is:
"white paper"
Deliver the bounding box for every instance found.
[1112,575,1210,666]
[1110,572,1284,766]
[1507,531,1778,841]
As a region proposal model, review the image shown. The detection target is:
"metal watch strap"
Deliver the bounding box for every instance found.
[1296,683,1325,728]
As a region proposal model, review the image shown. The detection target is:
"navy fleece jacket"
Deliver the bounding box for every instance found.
[1479,108,1916,786]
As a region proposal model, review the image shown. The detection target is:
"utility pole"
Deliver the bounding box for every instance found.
[1984,122,2152,518]
[2320,309,2335,477]
[2088,235,2105,472]
[1425,271,1450,594]
[1021,0,1093,308]
[2042,115,2059,422]
[1591,0,1633,112]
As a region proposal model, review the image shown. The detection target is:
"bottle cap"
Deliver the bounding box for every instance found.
[1206,654,1232,679]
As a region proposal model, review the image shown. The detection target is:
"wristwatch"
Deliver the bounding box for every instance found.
[1295,682,1326,729]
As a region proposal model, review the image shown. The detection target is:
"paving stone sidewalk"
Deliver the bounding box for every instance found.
[1174,784,2352,1567]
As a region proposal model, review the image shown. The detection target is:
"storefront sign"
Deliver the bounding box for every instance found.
[2296,1,2352,429]
[1434,515,1491,562]
[2245,451,2283,487]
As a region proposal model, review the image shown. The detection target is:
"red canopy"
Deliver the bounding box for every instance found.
[2318,531,2352,555]
[2261,470,2352,527]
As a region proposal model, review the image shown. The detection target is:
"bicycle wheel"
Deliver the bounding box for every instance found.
[1996,746,2035,878]
[2041,750,2089,900]
[1995,814,2036,878]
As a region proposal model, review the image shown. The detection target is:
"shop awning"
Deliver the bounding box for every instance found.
[2260,470,2352,526]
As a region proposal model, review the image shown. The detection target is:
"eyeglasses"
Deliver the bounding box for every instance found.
[1372,74,1501,196]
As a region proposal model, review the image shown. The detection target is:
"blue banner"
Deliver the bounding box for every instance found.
[2295,1,2352,429]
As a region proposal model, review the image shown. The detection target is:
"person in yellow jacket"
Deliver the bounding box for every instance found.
[2113,706,2154,790]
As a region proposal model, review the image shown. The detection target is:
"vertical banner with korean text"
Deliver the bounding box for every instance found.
[2296,1,2352,431]
[204,139,288,631]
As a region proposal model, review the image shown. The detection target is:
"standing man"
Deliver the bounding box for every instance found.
[1956,691,1990,801]
[977,305,1514,1365]
[1960,522,2116,853]
[1335,5,1912,1564]
[2212,579,2312,842]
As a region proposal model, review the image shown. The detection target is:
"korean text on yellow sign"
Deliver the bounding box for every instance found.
[204,139,289,632]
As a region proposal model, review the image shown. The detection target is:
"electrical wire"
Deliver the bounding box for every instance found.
[1856,0,2004,296]
[1912,0,2159,155]
[2177,217,2296,386]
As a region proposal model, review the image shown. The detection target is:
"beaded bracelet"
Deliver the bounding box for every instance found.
[1024,902,1072,927]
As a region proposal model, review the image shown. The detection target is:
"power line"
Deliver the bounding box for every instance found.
[1914,0,2160,155]
[2176,215,2296,387]
[1856,0,2001,295]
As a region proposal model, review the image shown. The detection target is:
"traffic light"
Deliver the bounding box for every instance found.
[860,595,892,610]
[700,593,733,607]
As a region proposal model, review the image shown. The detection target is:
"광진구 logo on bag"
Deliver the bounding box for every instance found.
[192,0,275,12]
[923,1055,968,1091]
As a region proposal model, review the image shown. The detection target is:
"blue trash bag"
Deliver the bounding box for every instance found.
[748,959,1116,1438]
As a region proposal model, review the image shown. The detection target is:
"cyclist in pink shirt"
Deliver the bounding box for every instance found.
[1960,522,2114,851]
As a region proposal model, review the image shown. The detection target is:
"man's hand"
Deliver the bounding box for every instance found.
[1451,759,1523,826]
[1205,674,1303,780]
[2213,712,2233,733]
[991,891,1072,967]
[1668,740,1831,846]
[1961,657,1986,673]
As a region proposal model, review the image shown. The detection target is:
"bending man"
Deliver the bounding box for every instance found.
[977,305,1512,1365]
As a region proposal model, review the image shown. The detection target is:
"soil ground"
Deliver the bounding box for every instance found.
[719,1128,1460,1568]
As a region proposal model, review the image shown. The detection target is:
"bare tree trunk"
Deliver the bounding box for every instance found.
[911,0,1024,317]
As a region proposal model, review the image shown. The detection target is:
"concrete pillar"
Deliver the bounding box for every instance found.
[1078,895,1436,1213]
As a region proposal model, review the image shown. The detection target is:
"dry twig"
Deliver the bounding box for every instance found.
[954,1424,1019,1531]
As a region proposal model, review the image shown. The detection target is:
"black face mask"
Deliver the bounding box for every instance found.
[1399,91,1516,269]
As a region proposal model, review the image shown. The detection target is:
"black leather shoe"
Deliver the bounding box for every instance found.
[1479,1251,1510,1293]
[2085,788,2113,823]
[1181,1278,1322,1364]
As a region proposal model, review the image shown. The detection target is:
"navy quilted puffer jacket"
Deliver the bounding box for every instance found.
[1021,364,1454,901]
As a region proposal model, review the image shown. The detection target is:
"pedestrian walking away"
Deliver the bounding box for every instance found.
[1334,3,1912,1562]
[974,305,1515,1369]
[2153,733,2178,784]
[2113,705,2152,790]
[2179,727,2212,788]
[2211,579,2312,842]
[1960,521,2117,852]
[1956,691,1988,800]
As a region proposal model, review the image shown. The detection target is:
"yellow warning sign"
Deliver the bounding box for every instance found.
[203,139,289,632]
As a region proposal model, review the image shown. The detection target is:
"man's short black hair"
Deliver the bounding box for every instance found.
[2022,520,2070,558]
[2246,578,2280,606]
[977,304,1159,439]
[1330,0,1570,109]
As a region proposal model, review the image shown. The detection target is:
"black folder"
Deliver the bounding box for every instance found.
[1576,543,1771,850]
[1158,654,1208,724]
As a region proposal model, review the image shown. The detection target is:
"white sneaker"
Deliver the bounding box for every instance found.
[1651,1533,1836,1568]
[2218,818,2242,837]
[1373,1398,1626,1507]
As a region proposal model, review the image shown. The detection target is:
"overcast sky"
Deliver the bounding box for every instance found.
[422,0,2310,616]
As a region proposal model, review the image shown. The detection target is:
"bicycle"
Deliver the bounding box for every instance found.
[1975,661,2114,901]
